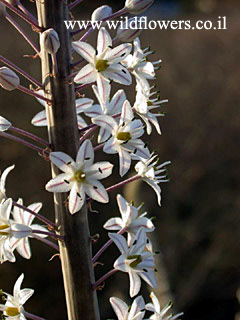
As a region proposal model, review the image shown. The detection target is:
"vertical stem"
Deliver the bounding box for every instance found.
[36,1,100,319]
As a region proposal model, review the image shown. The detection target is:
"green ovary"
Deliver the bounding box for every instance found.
[74,170,86,183]
[95,59,109,72]
[116,132,131,142]
[147,101,153,106]
[6,307,20,316]
[127,254,142,268]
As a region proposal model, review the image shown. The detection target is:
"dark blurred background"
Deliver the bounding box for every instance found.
[0,0,240,319]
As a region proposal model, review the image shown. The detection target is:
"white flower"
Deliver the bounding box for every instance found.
[0,199,31,264]
[121,38,161,90]
[84,82,126,143]
[45,139,113,214]
[104,194,154,249]
[134,86,168,135]
[135,153,170,206]
[0,274,34,320]
[110,228,157,297]
[0,165,15,201]
[91,5,112,22]
[0,67,20,91]
[0,116,12,132]
[31,90,93,129]
[92,100,149,177]
[115,17,142,43]
[12,199,48,259]
[124,0,154,14]
[110,295,145,320]
[73,27,132,104]
[40,28,60,54]
[145,292,184,320]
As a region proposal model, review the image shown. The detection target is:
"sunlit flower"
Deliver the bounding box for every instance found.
[110,228,157,297]
[73,27,132,104]
[134,86,168,135]
[46,140,113,214]
[0,274,34,320]
[84,82,126,143]
[145,292,184,320]
[31,89,93,129]
[93,100,149,176]
[104,194,154,249]
[121,38,161,90]
[135,153,170,206]
[0,199,31,264]
[91,5,112,22]
[12,199,48,259]
[110,295,145,320]
[40,28,60,54]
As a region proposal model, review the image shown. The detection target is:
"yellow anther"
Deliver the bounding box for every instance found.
[95,59,109,72]
[74,170,86,183]
[147,101,153,106]
[6,307,20,316]
[116,132,131,141]
[0,224,9,231]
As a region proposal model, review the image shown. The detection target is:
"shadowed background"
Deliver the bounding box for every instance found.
[0,0,239,319]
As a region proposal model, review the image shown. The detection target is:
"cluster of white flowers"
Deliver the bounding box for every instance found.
[0,0,184,318]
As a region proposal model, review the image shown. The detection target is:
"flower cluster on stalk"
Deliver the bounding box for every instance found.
[0,0,184,318]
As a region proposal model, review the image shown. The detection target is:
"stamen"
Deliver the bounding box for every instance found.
[74,170,86,182]
[95,59,109,72]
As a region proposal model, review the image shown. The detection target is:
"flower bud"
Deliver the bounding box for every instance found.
[116,17,142,42]
[0,3,6,16]
[0,116,11,131]
[0,67,20,91]
[6,0,20,6]
[91,5,112,22]
[40,28,60,54]
[125,0,154,14]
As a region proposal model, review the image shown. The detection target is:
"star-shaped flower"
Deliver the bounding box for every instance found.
[0,165,15,201]
[12,199,48,259]
[110,228,157,297]
[145,292,184,320]
[45,139,113,214]
[31,90,93,130]
[0,274,34,320]
[0,199,31,264]
[135,153,170,206]
[121,38,161,90]
[104,194,155,249]
[93,100,149,176]
[72,27,132,104]
[84,82,126,143]
[134,86,168,135]
[110,295,145,320]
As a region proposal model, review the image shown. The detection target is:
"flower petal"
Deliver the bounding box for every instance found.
[72,41,95,63]
[74,63,97,84]
[68,185,85,214]
[83,180,109,203]
[129,296,145,319]
[15,238,31,260]
[97,27,112,56]
[144,178,161,206]
[96,74,110,106]
[103,217,123,230]
[105,43,132,64]
[86,161,113,180]
[75,97,94,114]
[18,288,34,305]
[50,152,74,173]
[139,270,157,289]
[109,233,128,254]
[119,148,131,177]
[92,115,117,134]
[108,89,126,115]
[109,297,128,320]
[13,273,24,297]
[45,173,72,192]
[77,139,94,166]
[103,64,132,85]
[129,270,141,297]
